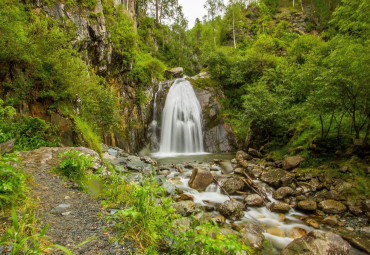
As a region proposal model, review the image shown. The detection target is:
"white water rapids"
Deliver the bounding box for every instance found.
[155,79,206,157]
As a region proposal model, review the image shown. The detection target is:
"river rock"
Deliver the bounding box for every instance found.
[260,168,295,188]
[270,202,291,213]
[273,187,293,200]
[297,200,317,211]
[267,227,286,237]
[319,200,347,214]
[339,230,370,254]
[221,177,245,195]
[347,200,362,215]
[322,216,337,226]
[239,222,265,249]
[248,148,262,158]
[188,167,214,192]
[280,230,351,255]
[180,193,194,201]
[244,194,264,207]
[236,150,253,161]
[305,218,320,229]
[289,227,307,239]
[218,200,244,220]
[282,156,304,170]
[126,161,152,172]
[172,201,196,216]
[164,67,183,79]
[0,139,15,155]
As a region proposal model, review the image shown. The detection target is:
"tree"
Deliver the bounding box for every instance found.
[204,0,225,47]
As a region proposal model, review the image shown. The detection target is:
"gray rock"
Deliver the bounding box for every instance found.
[162,181,177,195]
[260,168,295,188]
[107,148,118,157]
[188,168,214,192]
[244,194,264,207]
[165,67,184,79]
[270,202,291,213]
[282,156,304,170]
[319,200,347,214]
[172,201,195,216]
[218,200,244,220]
[280,230,351,255]
[239,222,265,249]
[0,139,15,155]
[297,200,317,211]
[51,204,71,214]
[126,161,152,173]
[273,187,293,200]
[221,177,245,195]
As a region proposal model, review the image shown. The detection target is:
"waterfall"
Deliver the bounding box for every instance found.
[150,83,162,149]
[158,78,205,154]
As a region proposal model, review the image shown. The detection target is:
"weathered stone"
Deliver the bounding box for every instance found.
[236,150,253,161]
[282,156,304,170]
[319,200,347,214]
[244,194,264,207]
[126,161,152,173]
[280,230,351,255]
[289,227,307,239]
[260,168,295,188]
[188,168,214,192]
[339,230,370,254]
[273,187,293,200]
[164,67,183,79]
[172,201,195,216]
[347,200,362,215]
[221,177,245,195]
[322,216,337,226]
[267,227,286,237]
[218,200,244,220]
[297,200,317,211]
[180,193,194,201]
[248,148,262,158]
[0,139,15,155]
[305,218,320,229]
[239,222,265,249]
[270,202,291,213]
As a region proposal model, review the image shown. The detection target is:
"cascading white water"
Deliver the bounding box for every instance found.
[158,78,204,154]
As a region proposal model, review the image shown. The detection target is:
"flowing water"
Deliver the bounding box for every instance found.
[154,79,205,157]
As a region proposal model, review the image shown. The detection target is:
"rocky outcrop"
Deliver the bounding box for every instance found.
[280,230,351,255]
[193,82,237,153]
[164,67,184,79]
[188,168,214,192]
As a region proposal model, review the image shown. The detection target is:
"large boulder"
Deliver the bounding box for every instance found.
[260,168,295,188]
[221,177,245,195]
[319,200,347,214]
[236,150,253,161]
[280,230,351,255]
[282,156,304,170]
[218,200,244,220]
[298,200,317,211]
[0,139,15,155]
[273,187,293,200]
[244,194,264,207]
[188,168,214,192]
[239,222,265,249]
[270,202,291,213]
[164,67,183,79]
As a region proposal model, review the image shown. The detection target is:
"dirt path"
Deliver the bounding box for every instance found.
[18,147,131,255]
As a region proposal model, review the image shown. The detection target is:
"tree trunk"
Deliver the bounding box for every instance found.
[155,0,159,23]
[232,1,236,49]
[300,0,304,11]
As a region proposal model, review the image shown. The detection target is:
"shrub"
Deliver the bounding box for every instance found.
[0,154,27,210]
[53,150,95,186]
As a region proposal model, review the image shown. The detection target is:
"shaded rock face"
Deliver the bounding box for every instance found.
[188,168,214,192]
[280,230,351,255]
[194,86,237,153]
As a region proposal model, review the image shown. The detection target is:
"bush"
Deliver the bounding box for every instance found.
[0,154,27,210]
[53,150,95,186]
[131,53,166,87]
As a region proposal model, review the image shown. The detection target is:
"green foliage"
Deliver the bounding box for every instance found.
[170,222,251,255]
[53,150,95,186]
[131,53,166,86]
[106,175,178,252]
[72,115,103,154]
[0,154,27,210]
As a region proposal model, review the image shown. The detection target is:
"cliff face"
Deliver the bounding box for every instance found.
[26,0,158,153]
